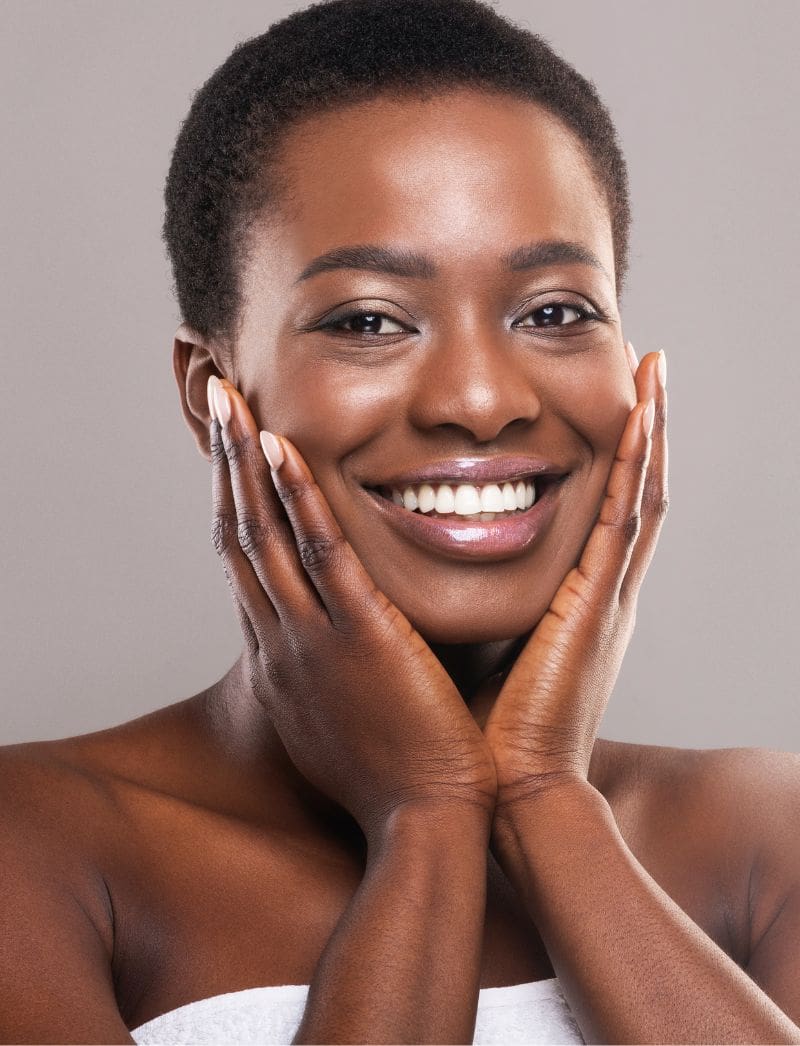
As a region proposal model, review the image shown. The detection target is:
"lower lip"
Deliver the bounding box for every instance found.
[362,478,567,562]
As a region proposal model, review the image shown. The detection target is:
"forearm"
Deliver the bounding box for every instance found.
[492,779,800,1044]
[293,802,491,1045]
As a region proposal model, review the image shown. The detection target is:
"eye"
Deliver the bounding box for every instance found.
[323,311,408,335]
[515,303,593,328]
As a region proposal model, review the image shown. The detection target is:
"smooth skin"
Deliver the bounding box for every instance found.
[1,88,799,1044]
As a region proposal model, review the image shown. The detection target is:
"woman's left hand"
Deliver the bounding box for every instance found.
[483,346,668,815]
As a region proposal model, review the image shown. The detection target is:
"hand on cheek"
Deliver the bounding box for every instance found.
[484,347,668,817]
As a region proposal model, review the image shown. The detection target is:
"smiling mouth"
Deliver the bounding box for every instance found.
[364,474,563,522]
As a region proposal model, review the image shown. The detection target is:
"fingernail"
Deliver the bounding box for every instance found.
[260,430,284,470]
[657,350,667,388]
[642,398,656,438]
[213,384,232,428]
[207,375,219,423]
[628,340,639,365]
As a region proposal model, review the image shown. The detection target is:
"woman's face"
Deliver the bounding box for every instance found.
[229,87,635,644]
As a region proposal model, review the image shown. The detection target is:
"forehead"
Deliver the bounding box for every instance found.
[256,88,614,284]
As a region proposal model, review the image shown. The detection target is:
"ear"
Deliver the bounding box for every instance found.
[172,324,229,463]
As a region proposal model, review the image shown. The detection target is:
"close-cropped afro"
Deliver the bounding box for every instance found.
[163,0,630,349]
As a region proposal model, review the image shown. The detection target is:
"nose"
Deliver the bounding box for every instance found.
[407,321,542,443]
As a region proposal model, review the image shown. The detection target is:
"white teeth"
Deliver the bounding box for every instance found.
[417,483,436,513]
[434,485,456,513]
[479,484,505,512]
[454,485,482,516]
[384,476,540,516]
[402,486,418,511]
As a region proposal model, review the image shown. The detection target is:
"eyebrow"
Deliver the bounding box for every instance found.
[293,239,610,284]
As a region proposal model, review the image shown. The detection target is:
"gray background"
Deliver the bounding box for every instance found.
[2,0,798,749]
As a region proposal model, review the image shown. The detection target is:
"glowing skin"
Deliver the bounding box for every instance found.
[3,84,798,1046]
[223,88,635,653]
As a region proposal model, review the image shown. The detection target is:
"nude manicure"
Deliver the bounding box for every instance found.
[213,384,232,428]
[260,431,284,470]
[207,375,218,423]
[657,350,667,388]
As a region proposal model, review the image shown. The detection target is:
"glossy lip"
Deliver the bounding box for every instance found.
[361,474,568,562]
[364,455,568,489]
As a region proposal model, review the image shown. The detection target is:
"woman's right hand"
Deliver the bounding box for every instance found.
[208,376,497,842]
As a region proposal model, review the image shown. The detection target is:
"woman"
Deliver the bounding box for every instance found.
[2,0,799,1042]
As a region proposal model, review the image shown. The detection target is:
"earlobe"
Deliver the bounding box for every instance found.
[172,327,227,463]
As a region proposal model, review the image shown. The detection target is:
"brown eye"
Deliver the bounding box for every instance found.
[333,312,406,335]
[518,304,586,328]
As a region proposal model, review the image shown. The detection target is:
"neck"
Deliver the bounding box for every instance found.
[429,634,529,701]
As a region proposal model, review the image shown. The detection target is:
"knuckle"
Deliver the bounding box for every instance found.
[210,432,228,467]
[619,510,642,546]
[276,476,311,506]
[237,514,275,558]
[643,487,670,522]
[223,433,250,469]
[297,533,344,573]
[211,513,238,556]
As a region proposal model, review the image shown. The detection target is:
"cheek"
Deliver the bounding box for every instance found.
[557,352,636,459]
[251,353,402,490]
[553,355,637,561]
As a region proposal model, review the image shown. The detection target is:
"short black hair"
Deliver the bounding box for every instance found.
[163,0,630,350]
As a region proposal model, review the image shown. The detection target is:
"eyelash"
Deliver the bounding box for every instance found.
[317,300,605,337]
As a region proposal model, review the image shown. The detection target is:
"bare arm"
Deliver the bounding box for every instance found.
[0,755,133,1045]
[492,776,800,1044]
[207,380,498,1041]
[482,348,799,1041]
[294,802,490,1045]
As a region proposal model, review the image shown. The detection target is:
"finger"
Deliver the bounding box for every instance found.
[213,378,326,621]
[264,432,386,628]
[573,390,654,606]
[209,410,278,645]
[620,351,669,606]
[211,411,275,647]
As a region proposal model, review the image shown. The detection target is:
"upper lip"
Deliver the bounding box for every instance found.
[364,456,570,489]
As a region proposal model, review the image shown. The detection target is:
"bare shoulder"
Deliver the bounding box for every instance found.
[593,738,800,844]
[0,710,202,1043]
[0,732,118,835]
[0,691,286,858]
[1,692,210,801]
[0,695,207,868]
[591,738,800,964]
[0,722,143,889]
[0,737,125,1038]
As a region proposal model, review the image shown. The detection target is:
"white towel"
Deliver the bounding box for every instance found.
[131,977,584,1044]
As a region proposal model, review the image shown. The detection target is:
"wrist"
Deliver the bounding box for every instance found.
[492,773,607,850]
[368,796,493,857]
